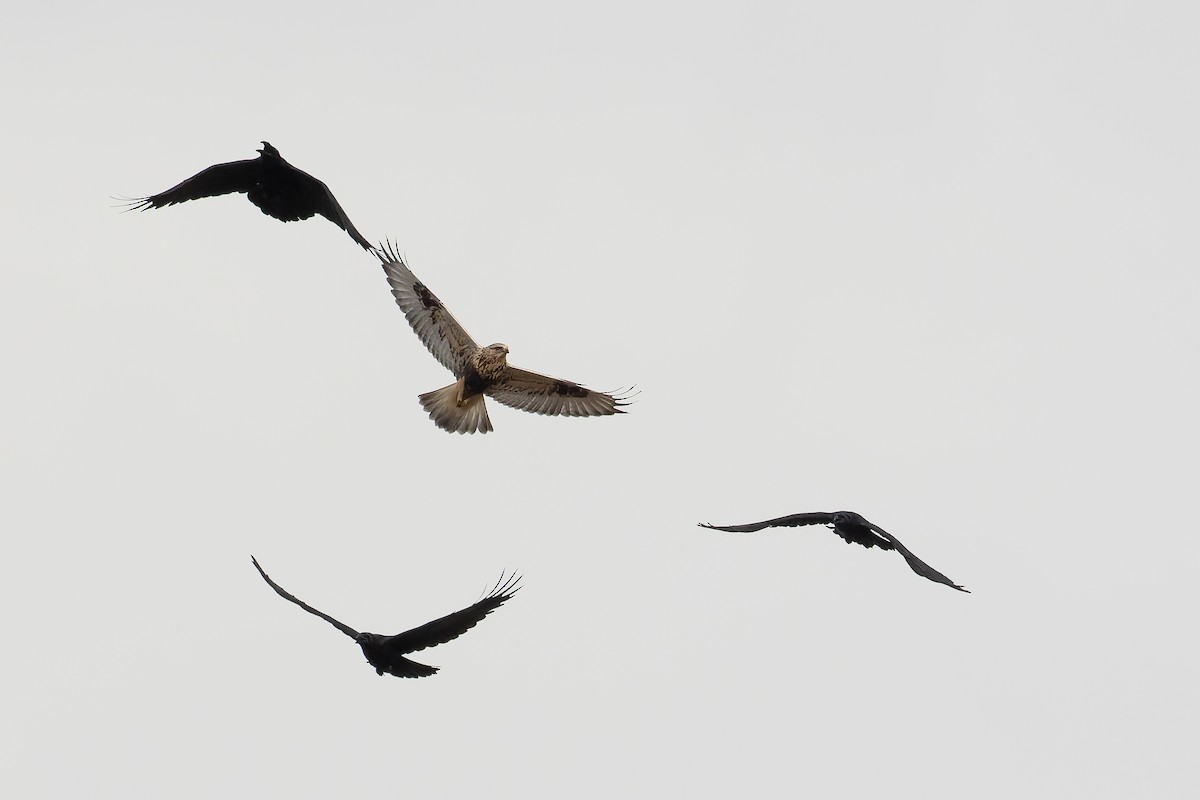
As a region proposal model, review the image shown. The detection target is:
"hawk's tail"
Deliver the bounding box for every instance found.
[419,382,494,434]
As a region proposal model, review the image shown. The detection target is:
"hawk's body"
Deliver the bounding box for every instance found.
[379,243,629,433]
[699,511,968,592]
[127,142,374,251]
[251,557,520,678]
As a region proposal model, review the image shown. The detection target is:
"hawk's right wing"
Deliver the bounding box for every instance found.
[487,367,629,417]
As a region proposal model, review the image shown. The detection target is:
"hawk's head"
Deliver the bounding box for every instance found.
[471,343,511,381]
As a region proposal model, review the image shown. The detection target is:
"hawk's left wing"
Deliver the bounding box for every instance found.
[487,366,629,417]
[379,244,479,376]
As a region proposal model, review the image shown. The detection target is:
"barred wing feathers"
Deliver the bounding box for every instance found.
[487,367,629,417]
[379,244,479,376]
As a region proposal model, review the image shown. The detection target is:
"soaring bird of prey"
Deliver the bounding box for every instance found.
[126,142,374,251]
[699,511,969,592]
[378,243,630,434]
[250,556,520,678]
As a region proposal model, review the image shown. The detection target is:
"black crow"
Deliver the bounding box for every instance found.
[699,511,968,592]
[251,556,520,677]
[127,142,373,250]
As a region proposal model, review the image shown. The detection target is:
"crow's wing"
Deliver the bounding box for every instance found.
[866,524,970,592]
[251,556,361,638]
[130,159,259,210]
[317,194,372,250]
[294,169,373,250]
[698,512,836,533]
[385,573,520,655]
[379,245,479,376]
[486,367,629,417]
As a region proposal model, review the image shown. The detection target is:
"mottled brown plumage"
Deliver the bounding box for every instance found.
[378,243,630,433]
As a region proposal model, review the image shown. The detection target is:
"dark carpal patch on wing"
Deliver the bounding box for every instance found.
[553,382,590,397]
[414,282,442,311]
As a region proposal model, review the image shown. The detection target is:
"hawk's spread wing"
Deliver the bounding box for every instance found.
[129,159,259,210]
[698,512,835,533]
[866,523,970,592]
[379,244,479,376]
[384,573,520,655]
[486,367,629,417]
[251,556,361,639]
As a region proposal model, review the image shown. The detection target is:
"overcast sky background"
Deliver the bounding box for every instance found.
[4,1,1198,797]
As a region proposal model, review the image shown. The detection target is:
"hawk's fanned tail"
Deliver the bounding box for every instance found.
[419,381,494,435]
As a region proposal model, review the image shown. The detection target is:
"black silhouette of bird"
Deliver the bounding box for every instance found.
[250,556,520,677]
[126,142,374,250]
[378,242,631,433]
[699,511,968,592]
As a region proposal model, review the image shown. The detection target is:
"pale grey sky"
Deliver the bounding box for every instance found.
[3,1,1198,798]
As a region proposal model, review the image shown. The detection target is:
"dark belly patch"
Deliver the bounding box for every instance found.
[463,371,489,396]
